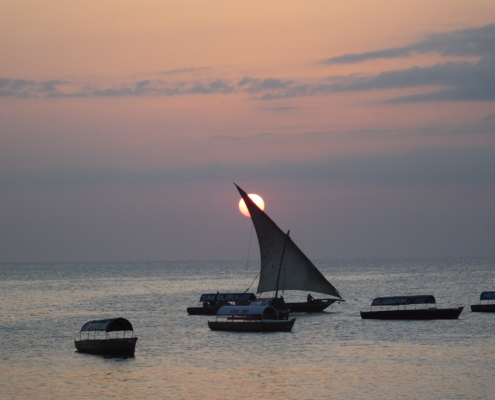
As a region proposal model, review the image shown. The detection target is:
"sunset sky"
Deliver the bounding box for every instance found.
[1,0,495,262]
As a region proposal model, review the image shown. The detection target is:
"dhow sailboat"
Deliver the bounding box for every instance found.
[236,184,344,313]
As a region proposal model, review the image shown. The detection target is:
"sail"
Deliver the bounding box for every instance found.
[235,184,342,299]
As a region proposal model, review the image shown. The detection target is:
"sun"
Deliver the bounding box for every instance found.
[239,194,265,217]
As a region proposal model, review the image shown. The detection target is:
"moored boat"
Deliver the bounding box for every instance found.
[235,184,344,313]
[360,295,463,320]
[74,317,137,356]
[471,292,495,312]
[208,305,296,332]
[187,293,257,315]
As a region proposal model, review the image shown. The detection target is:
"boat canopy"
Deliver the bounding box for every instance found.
[80,318,133,333]
[200,293,256,302]
[216,305,278,316]
[371,295,436,306]
[480,292,495,301]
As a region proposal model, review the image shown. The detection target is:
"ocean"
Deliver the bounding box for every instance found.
[1,258,494,400]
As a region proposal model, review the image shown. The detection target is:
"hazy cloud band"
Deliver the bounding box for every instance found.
[322,23,495,64]
[2,24,495,103]
[2,146,494,188]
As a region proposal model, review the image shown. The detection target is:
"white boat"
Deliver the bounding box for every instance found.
[235,184,344,313]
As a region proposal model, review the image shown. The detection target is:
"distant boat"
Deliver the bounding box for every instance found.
[235,184,344,313]
[74,317,137,356]
[360,295,464,320]
[471,292,495,312]
[187,293,257,315]
[208,305,296,332]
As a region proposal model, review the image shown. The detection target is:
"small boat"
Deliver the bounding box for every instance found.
[208,305,296,332]
[471,292,495,312]
[360,295,463,320]
[74,317,137,356]
[187,293,257,315]
[235,184,344,313]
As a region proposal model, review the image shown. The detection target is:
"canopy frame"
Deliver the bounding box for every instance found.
[80,318,133,334]
[370,295,436,309]
[480,292,495,302]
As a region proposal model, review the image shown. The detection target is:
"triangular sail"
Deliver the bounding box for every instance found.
[235,184,342,299]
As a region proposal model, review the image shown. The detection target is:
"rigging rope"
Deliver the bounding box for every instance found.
[244,223,254,285]
[257,253,277,294]
[137,341,155,357]
[245,270,261,293]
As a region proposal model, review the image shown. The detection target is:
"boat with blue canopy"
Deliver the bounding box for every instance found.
[471,292,495,312]
[74,317,137,356]
[208,305,296,332]
[187,293,257,315]
[360,295,463,320]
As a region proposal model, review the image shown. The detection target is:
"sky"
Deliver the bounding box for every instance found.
[1,0,495,262]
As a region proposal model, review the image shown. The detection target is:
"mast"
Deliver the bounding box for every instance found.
[274,230,290,299]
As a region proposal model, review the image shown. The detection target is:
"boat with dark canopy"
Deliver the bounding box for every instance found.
[471,292,495,312]
[235,184,344,313]
[360,295,464,320]
[74,317,137,356]
[208,305,296,332]
[187,293,257,315]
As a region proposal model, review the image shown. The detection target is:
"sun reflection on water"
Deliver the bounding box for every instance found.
[1,259,494,399]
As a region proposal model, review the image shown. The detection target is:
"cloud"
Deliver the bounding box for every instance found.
[238,76,326,99]
[482,113,495,122]
[0,78,37,97]
[3,53,494,102]
[2,146,495,188]
[238,77,295,92]
[0,76,234,98]
[2,24,494,103]
[237,53,495,102]
[322,23,495,64]
[380,55,495,102]
[266,106,299,112]
[208,118,495,143]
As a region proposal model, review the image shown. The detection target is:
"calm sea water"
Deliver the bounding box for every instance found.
[1,258,494,400]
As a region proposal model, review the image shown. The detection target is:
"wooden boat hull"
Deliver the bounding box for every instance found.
[187,306,222,315]
[471,304,495,312]
[208,319,295,332]
[360,307,464,320]
[74,337,137,356]
[285,299,337,313]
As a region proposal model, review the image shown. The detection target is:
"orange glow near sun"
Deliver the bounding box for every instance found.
[239,194,265,217]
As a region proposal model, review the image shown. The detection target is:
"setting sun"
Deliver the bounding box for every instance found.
[239,194,265,217]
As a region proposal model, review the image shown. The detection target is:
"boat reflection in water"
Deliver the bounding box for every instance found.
[471,291,495,312]
[74,317,137,356]
[360,295,464,320]
[208,305,296,332]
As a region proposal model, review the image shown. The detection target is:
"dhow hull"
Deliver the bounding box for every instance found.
[187,306,222,315]
[285,299,337,313]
